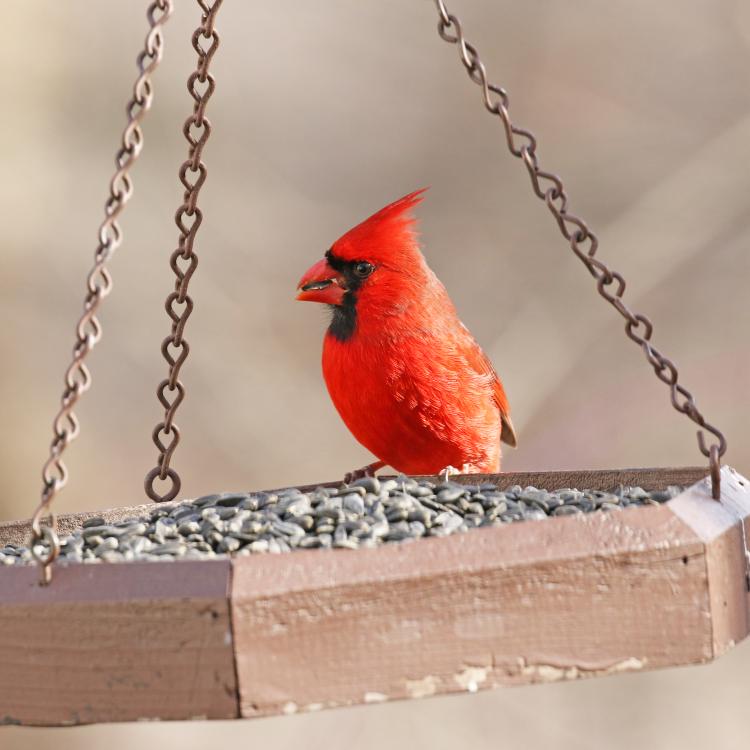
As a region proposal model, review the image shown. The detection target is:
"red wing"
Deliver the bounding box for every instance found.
[455,326,518,448]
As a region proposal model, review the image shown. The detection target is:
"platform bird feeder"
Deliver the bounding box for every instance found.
[1,0,748,728]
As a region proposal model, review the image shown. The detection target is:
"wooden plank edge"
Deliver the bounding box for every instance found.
[0,559,240,726]
[668,466,750,658]
[229,493,711,718]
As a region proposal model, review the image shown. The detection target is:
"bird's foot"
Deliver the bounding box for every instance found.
[438,464,477,482]
[344,460,386,484]
[439,465,460,482]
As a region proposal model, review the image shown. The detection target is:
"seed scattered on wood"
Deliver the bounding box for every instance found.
[0,482,683,565]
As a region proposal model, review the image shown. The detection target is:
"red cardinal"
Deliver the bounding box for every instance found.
[296,189,516,477]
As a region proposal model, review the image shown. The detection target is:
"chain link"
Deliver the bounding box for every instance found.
[432,0,727,499]
[30,0,173,585]
[145,0,223,503]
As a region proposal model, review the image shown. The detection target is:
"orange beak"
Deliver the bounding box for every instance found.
[296,257,346,305]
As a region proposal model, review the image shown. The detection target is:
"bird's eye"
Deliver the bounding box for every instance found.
[353,261,374,278]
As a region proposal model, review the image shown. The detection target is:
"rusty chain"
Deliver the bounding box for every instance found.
[29,0,173,585]
[432,0,727,499]
[145,0,223,503]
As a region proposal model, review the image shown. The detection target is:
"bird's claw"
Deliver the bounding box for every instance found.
[439,465,460,482]
[438,464,477,482]
[344,467,370,484]
[344,460,385,485]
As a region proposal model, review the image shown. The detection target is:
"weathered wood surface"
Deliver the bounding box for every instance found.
[670,467,750,656]
[0,560,237,726]
[0,466,748,726]
[230,467,748,716]
[231,502,706,716]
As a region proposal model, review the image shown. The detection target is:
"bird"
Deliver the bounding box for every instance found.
[296,188,516,479]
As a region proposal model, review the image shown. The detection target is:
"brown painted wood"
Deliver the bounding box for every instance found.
[1,466,747,726]
[0,560,238,726]
[670,467,750,656]
[231,498,710,717]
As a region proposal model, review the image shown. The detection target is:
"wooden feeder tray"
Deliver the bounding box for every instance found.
[2,466,748,726]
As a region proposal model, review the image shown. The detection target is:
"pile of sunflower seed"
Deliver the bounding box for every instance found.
[0,477,682,566]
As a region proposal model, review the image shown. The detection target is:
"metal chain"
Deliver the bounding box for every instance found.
[29,0,173,585]
[432,0,727,499]
[145,0,223,503]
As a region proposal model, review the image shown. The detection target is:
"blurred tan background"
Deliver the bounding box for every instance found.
[3,0,750,747]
